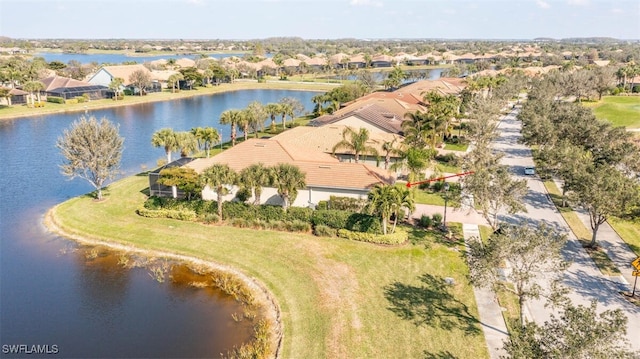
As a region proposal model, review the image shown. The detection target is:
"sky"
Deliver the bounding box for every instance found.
[0,0,638,40]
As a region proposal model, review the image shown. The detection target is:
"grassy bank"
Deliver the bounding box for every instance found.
[48,175,488,358]
[0,81,336,121]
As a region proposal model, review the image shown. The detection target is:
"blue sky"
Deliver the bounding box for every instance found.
[1,0,638,40]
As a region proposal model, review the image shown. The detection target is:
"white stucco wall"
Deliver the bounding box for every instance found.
[88,69,114,87]
[201,185,369,209]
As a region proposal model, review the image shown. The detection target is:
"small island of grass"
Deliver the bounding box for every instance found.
[46,174,488,358]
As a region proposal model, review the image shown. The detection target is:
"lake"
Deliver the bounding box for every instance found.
[34,52,265,65]
[0,89,317,358]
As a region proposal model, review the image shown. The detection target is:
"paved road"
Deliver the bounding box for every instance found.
[492,108,640,351]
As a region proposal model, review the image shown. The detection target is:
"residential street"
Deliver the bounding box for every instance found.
[492,108,640,352]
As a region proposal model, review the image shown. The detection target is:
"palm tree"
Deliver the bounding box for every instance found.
[270,163,306,210]
[0,87,12,107]
[385,66,407,90]
[167,73,184,93]
[402,111,430,148]
[279,97,303,128]
[239,163,271,204]
[247,101,266,137]
[381,137,401,170]
[200,164,237,220]
[151,128,178,163]
[108,77,124,101]
[238,109,252,141]
[277,102,293,130]
[391,147,435,183]
[219,109,241,146]
[332,126,379,163]
[22,81,44,106]
[200,127,219,157]
[175,131,198,157]
[366,183,415,235]
[264,102,281,132]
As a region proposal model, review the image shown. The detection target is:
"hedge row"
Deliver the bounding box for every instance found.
[337,228,408,245]
[47,96,65,104]
[137,207,197,221]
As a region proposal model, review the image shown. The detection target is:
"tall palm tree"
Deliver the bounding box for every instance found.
[200,164,237,220]
[151,128,178,163]
[200,127,220,158]
[175,131,198,157]
[219,109,241,146]
[239,163,271,204]
[0,87,12,107]
[270,163,306,210]
[264,102,281,132]
[381,137,401,170]
[402,111,430,148]
[332,126,379,163]
[247,101,266,137]
[22,80,44,106]
[235,109,249,141]
[366,183,415,235]
[167,73,184,93]
[277,102,293,130]
[108,77,124,101]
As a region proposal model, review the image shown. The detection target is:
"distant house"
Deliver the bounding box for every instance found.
[0,87,28,106]
[41,75,108,100]
[370,55,395,68]
[149,138,394,207]
[87,64,161,96]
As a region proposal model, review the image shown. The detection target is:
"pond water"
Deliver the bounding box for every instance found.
[0,89,317,358]
[34,52,252,65]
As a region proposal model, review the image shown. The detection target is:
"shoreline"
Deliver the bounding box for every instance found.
[44,205,284,358]
[0,80,337,121]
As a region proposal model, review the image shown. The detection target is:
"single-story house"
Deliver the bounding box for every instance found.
[149,138,395,207]
[87,64,161,95]
[311,102,405,135]
[271,125,405,169]
[0,87,28,106]
[41,75,108,100]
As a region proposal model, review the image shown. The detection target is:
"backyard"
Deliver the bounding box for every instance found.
[48,175,489,358]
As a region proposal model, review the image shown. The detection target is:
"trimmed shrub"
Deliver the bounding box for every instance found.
[47,96,65,104]
[33,102,45,108]
[346,213,382,233]
[230,218,250,228]
[202,213,220,224]
[136,207,197,221]
[432,213,443,227]
[286,220,311,233]
[235,188,251,203]
[286,207,313,223]
[311,210,352,229]
[65,98,79,104]
[222,201,254,220]
[316,200,329,210]
[74,96,86,103]
[419,214,432,228]
[313,225,337,237]
[255,205,286,222]
[328,196,366,212]
[337,228,408,245]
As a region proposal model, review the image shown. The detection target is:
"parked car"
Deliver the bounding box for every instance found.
[524,167,535,175]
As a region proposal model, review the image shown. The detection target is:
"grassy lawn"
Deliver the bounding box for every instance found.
[49,175,488,359]
[443,142,469,152]
[543,181,621,276]
[583,96,640,129]
[412,189,445,206]
[0,81,334,120]
[608,217,640,257]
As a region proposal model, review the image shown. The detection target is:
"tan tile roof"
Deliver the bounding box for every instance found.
[305,57,327,66]
[185,138,393,190]
[150,70,180,81]
[40,75,93,91]
[98,64,151,85]
[272,125,404,156]
[395,78,466,97]
[175,58,196,68]
[283,58,301,67]
[312,103,405,134]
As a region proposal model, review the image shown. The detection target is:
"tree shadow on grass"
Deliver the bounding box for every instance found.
[423,350,458,359]
[384,273,481,336]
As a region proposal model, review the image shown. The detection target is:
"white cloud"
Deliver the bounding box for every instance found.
[185,0,204,5]
[350,0,383,7]
[611,7,623,14]
[536,0,550,9]
[567,0,588,5]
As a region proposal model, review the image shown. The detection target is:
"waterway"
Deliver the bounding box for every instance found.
[34,52,251,65]
[0,89,317,358]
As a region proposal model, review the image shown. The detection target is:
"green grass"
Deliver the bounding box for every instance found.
[543,181,621,276]
[434,162,462,174]
[443,142,469,152]
[494,286,521,333]
[412,189,445,206]
[608,217,640,257]
[49,175,488,359]
[583,96,640,129]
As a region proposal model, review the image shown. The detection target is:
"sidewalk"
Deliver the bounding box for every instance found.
[574,209,639,288]
[462,223,508,359]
